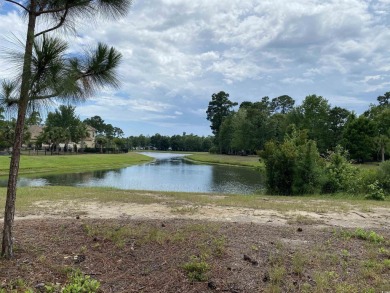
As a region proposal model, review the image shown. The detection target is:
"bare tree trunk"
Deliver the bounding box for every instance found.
[1,4,36,258]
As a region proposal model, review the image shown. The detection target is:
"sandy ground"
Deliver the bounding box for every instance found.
[12,199,390,229]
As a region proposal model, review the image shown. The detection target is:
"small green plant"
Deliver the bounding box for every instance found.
[379,247,390,256]
[211,236,226,257]
[353,228,385,243]
[182,255,210,282]
[287,214,323,225]
[269,265,286,285]
[341,249,350,260]
[171,206,199,215]
[62,271,100,293]
[292,251,306,277]
[383,259,390,268]
[365,181,385,200]
[313,271,337,292]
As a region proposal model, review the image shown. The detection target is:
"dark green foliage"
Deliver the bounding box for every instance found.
[206,91,237,136]
[293,140,323,194]
[377,161,390,194]
[260,128,324,195]
[182,256,210,282]
[322,146,358,193]
[365,181,385,201]
[343,115,377,162]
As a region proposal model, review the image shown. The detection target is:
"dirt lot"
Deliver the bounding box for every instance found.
[1,200,390,292]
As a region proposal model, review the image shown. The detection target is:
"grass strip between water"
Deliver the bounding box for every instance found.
[0,153,153,176]
[186,153,262,168]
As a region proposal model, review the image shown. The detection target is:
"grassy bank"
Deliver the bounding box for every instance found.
[0,153,153,176]
[187,153,262,168]
[2,186,389,216]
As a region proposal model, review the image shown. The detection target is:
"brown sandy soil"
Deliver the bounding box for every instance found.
[18,199,390,229]
[1,199,390,292]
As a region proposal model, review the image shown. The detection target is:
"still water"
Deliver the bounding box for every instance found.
[3,153,264,194]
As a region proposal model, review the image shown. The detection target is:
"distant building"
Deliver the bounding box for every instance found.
[83,125,96,148]
[27,125,97,149]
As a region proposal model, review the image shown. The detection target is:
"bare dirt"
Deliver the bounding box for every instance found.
[22,199,390,229]
[1,199,390,292]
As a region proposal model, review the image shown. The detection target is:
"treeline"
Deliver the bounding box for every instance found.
[206,91,390,162]
[128,133,213,152]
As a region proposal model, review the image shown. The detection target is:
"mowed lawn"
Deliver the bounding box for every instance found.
[187,153,262,168]
[0,152,153,176]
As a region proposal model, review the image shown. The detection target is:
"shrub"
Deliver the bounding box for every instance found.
[377,160,390,194]
[365,181,385,201]
[62,271,100,293]
[352,228,384,243]
[182,255,210,282]
[322,146,358,193]
[260,128,324,195]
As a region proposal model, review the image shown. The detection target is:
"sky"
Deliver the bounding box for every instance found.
[1,0,390,137]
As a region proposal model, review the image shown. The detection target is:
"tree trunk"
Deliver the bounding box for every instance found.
[2,4,36,258]
[381,145,385,162]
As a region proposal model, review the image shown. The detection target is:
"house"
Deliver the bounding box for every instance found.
[27,125,97,149]
[82,125,96,148]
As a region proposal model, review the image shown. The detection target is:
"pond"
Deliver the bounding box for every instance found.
[1,153,264,194]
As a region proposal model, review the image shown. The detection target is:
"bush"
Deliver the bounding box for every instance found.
[322,146,359,193]
[182,256,210,282]
[377,160,390,194]
[62,271,100,293]
[260,128,324,195]
[365,181,385,201]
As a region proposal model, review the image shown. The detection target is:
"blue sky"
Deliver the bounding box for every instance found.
[1,0,390,137]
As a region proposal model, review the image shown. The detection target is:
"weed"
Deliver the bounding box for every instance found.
[365,181,385,201]
[62,271,100,293]
[335,283,359,293]
[353,228,385,243]
[182,255,210,282]
[292,251,306,277]
[171,206,199,215]
[211,236,226,257]
[313,271,337,292]
[338,228,385,243]
[287,214,324,225]
[383,259,390,268]
[269,266,286,285]
[379,247,390,256]
[341,249,350,260]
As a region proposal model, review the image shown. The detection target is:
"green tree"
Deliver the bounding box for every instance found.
[0,0,131,258]
[292,95,332,153]
[73,122,90,152]
[0,119,31,149]
[170,135,184,151]
[218,116,234,154]
[260,128,323,195]
[328,106,350,149]
[84,116,107,135]
[377,92,390,107]
[45,105,82,143]
[343,115,377,162]
[271,95,295,114]
[38,126,71,154]
[25,110,42,125]
[206,91,237,151]
[95,136,108,153]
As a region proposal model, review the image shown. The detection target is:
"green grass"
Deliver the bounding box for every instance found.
[0,153,152,176]
[186,153,262,168]
[2,186,390,217]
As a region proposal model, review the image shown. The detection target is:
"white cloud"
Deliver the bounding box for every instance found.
[1,0,389,135]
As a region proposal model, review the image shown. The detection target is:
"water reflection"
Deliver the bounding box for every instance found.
[1,153,264,194]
